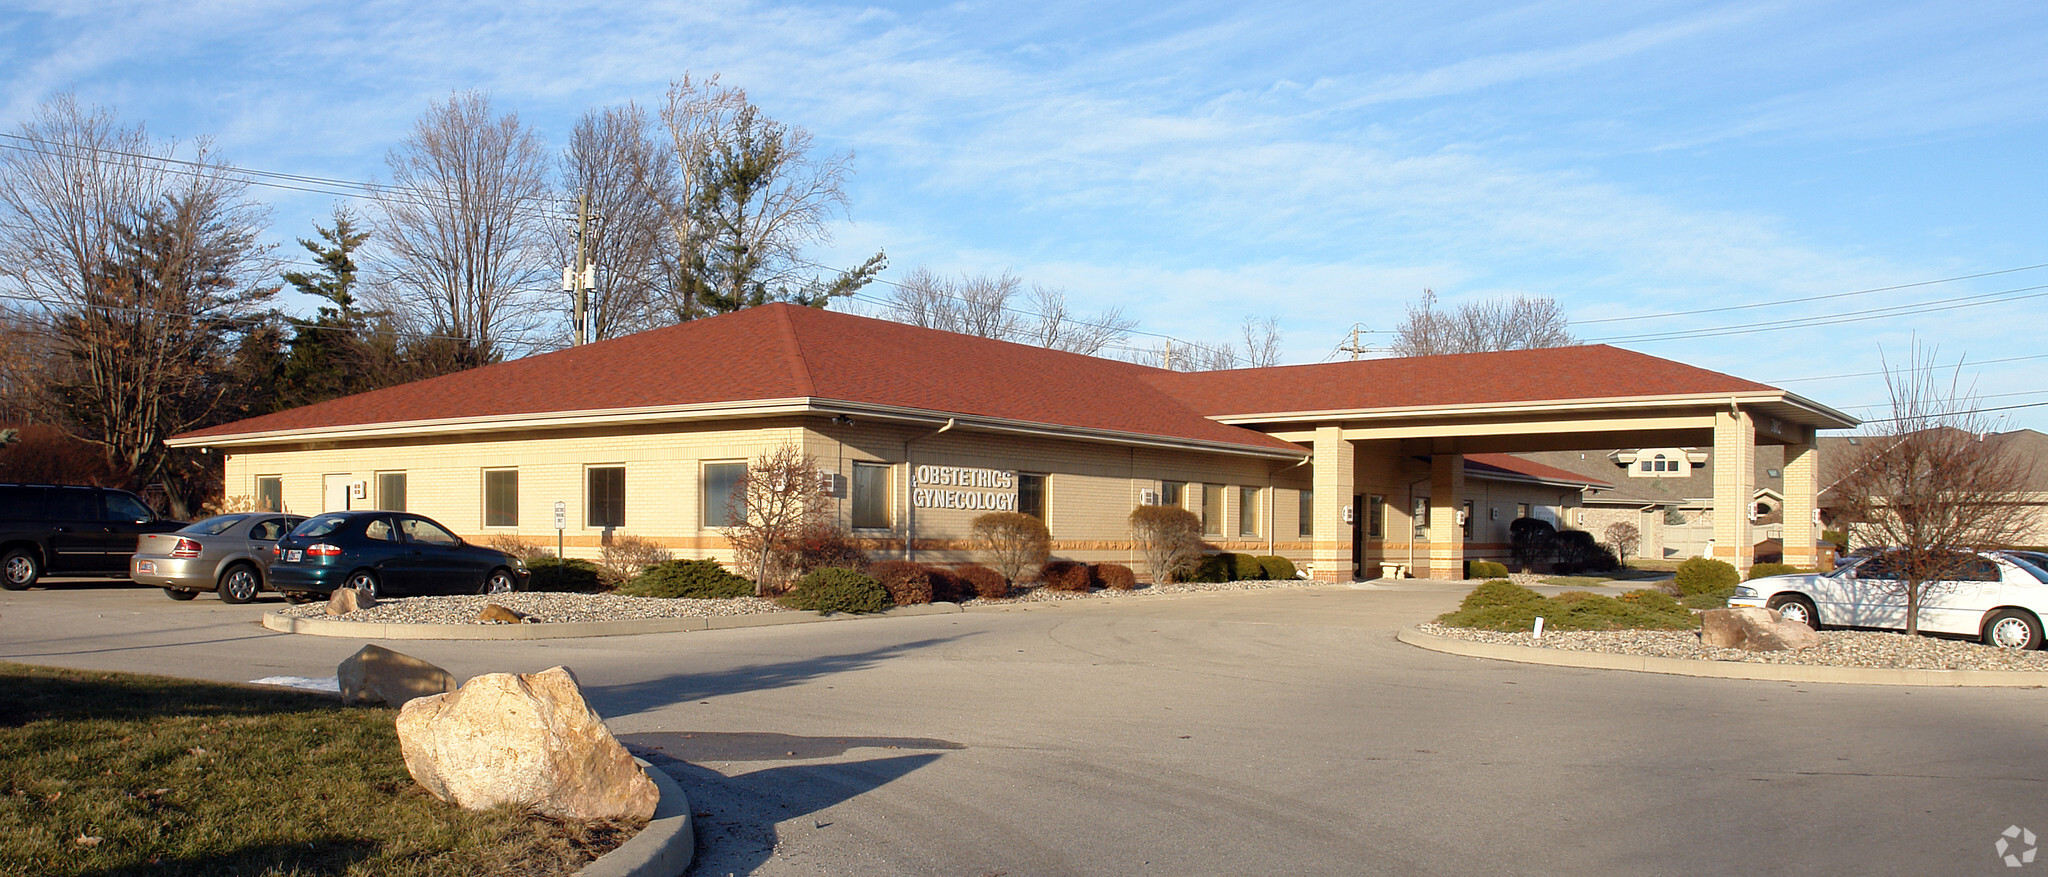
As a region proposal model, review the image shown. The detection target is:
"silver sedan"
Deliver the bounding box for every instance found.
[131,513,306,603]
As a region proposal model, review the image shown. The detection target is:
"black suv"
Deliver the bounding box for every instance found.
[0,484,185,589]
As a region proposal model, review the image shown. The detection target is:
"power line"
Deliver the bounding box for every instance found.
[1769,352,2048,384]
[1577,262,2048,325]
[1586,282,2048,345]
[1853,399,2048,425]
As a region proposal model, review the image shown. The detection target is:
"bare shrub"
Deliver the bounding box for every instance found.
[724,444,831,595]
[971,512,1051,584]
[597,534,673,588]
[1603,522,1641,561]
[1127,505,1203,583]
[485,532,547,562]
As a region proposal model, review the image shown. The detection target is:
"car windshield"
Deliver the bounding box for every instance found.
[178,514,250,537]
[2003,553,2048,585]
[292,514,351,539]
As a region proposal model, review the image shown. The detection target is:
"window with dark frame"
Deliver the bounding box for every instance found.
[255,477,283,513]
[1462,500,1474,539]
[1413,497,1430,539]
[1238,486,1259,537]
[1299,489,1313,538]
[852,461,891,529]
[1019,473,1048,520]
[703,462,746,528]
[1162,481,1184,507]
[377,472,406,512]
[1202,483,1224,536]
[587,466,625,528]
[483,469,518,527]
[1367,493,1385,539]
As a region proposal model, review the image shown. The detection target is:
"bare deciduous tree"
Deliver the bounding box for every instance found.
[1391,289,1574,356]
[368,91,553,365]
[650,74,883,320]
[0,95,276,516]
[724,444,831,595]
[1603,521,1641,561]
[880,267,1136,355]
[1239,315,1284,368]
[559,104,670,341]
[1830,344,2036,635]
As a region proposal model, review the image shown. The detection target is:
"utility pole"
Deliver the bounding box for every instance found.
[1339,323,1371,361]
[564,191,595,346]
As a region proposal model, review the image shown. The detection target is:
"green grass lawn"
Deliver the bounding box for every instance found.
[0,663,637,877]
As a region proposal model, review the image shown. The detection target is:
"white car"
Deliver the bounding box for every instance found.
[1730,550,2048,650]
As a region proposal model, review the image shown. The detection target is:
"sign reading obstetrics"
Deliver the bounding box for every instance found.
[912,465,1018,511]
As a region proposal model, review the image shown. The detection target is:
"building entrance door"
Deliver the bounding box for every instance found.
[323,475,353,512]
[1351,493,1364,577]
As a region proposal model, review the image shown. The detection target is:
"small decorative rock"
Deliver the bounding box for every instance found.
[337,644,456,706]
[1699,607,1821,651]
[326,588,376,616]
[396,666,657,822]
[477,603,528,624]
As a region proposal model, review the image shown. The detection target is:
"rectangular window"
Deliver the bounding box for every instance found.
[1462,500,1474,539]
[1018,472,1048,521]
[1299,489,1313,538]
[1202,483,1224,536]
[587,466,625,528]
[1238,486,1259,537]
[703,462,746,528]
[851,461,891,529]
[255,477,283,513]
[1413,497,1430,539]
[483,469,518,527]
[1516,502,1530,521]
[1161,481,1184,507]
[377,472,406,512]
[1367,494,1385,539]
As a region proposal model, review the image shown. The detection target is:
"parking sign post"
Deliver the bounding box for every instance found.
[554,501,566,559]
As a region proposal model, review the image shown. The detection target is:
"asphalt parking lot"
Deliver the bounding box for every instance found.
[4,578,2047,876]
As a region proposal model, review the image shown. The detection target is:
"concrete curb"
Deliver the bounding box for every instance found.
[573,757,694,877]
[262,602,966,640]
[1397,626,2048,687]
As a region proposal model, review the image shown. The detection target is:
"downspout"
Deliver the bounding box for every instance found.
[903,418,957,563]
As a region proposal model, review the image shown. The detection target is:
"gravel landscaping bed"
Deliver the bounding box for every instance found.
[1415,622,2048,672]
[273,578,1326,625]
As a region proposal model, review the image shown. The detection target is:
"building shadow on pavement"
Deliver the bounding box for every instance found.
[630,746,944,876]
[582,636,962,717]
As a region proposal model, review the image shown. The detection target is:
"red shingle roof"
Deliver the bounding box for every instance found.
[1464,453,1611,489]
[175,304,1791,455]
[1151,345,1774,416]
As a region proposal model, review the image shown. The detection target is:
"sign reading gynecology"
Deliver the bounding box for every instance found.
[912,465,1018,511]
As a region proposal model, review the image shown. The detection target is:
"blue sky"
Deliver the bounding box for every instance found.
[5,0,2045,431]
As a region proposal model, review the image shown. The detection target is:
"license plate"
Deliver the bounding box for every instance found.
[135,560,155,574]
[285,550,303,563]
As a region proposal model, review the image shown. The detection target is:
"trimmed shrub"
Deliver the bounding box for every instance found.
[1436,579,1697,632]
[1551,529,1618,575]
[1255,555,1297,580]
[1094,563,1139,590]
[972,512,1052,583]
[620,558,754,599]
[1128,505,1204,583]
[1674,557,1740,597]
[869,560,935,606]
[524,556,603,592]
[780,568,891,614]
[1746,562,1807,580]
[1039,560,1093,592]
[597,534,674,588]
[795,524,869,576]
[1189,552,1261,582]
[1464,560,1510,579]
[926,565,971,603]
[957,563,1010,599]
[1509,517,1556,572]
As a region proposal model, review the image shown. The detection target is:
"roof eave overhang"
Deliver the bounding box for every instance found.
[1210,390,1862,431]
[170,398,1309,461]
[1467,469,1607,491]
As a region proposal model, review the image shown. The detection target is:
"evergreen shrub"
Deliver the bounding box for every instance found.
[780,568,891,614]
[620,559,754,599]
[523,557,603,592]
[1255,555,1297,580]
[1674,557,1740,596]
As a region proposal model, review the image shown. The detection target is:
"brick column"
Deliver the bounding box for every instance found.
[1712,408,1757,572]
[1310,426,1355,582]
[1782,434,1818,569]
[1427,452,1466,579]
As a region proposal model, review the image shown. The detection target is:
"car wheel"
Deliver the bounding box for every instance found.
[344,571,380,600]
[1,549,40,590]
[217,564,261,604]
[164,588,199,601]
[1984,609,2044,650]
[481,569,517,595]
[1767,594,1820,630]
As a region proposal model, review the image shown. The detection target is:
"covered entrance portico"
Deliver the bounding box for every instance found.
[1242,392,1858,581]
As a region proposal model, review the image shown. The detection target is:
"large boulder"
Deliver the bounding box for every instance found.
[326,588,375,615]
[1701,607,1821,651]
[395,666,656,822]
[338,644,456,706]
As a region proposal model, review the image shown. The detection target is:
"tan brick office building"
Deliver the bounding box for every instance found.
[170,304,1856,579]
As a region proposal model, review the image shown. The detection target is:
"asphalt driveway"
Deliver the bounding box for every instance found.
[3,579,2044,876]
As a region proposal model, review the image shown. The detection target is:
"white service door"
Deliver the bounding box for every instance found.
[322,474,353,512]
